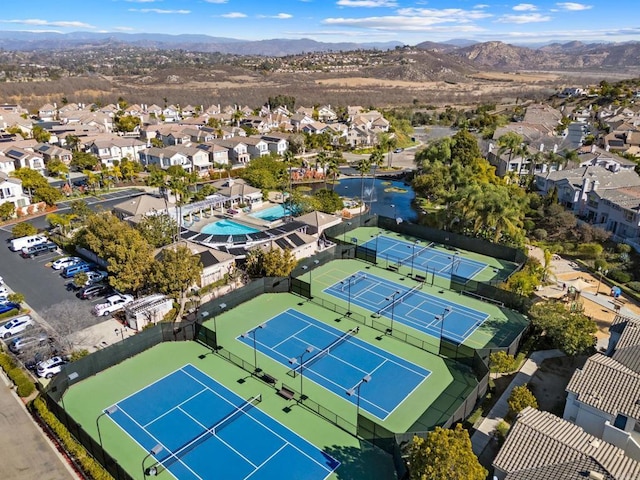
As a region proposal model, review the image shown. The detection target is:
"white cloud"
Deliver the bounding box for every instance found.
[220,12,247,18]
[113,26,135,31]
[555,2,592,10]
[203,0,229,3]
[513,3,538,11]
[324,13,488,32]
[129,8,191,14]
[2,19,96,28]
[258,13,293,19]
[124,0,159,3]
[336,0,398,7]
[497,13,551,23]
[474,4,490,8]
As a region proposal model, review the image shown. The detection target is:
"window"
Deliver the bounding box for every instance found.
[614,413,627,430]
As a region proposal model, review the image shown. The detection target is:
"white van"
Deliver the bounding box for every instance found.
[9,235,47,252]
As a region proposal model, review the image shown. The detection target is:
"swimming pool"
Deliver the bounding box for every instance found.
[200,219,259,235]
[249,204,288,222]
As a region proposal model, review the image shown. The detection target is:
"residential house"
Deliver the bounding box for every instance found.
[0,172,30,209]
[86,136,147,166]
[289,113,314,132]
[260,134,289,156]
[534,165,640,215]
[211,138,251,164]
[162,105,180,122]
[302,121,329,135]
[196,143,230,166]
[0,146,45,173]
[240,116,273,134]
[558,87,587,98]
[563,314,640,462]
[182,128,216,144]
[588,186,640,250]
[138,147,189,171]
[317,105,337,123]
[493,407,640,479]
[0,155,16,175]
[577,145,637,173]
[487,142,563,180]
[38,103,57,121]
[166,145,212,176]
[0,111,34,138]
[295,106,314,117]
[242,136,270,159]
[33,143,73,166]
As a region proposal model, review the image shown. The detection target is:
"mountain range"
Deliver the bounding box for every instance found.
[0,31,639,72]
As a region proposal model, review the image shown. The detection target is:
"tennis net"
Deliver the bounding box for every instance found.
[154,394,262,471]
[377,283,423,316]
[340,273,367,291]
[398,243,434,267]
[293,327,358,374]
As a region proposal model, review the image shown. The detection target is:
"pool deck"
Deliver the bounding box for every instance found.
[189,202,285,233]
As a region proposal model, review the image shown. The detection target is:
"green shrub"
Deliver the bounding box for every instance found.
[577,242,603,259]
[508,385,538,417]
[616,243,632,254]
[532,228,547,241]
[608,269,632,284]
[32,397,113,480]
[0,352,16,371]
[495,420,510,445]
[16,379,35,397]
[628,282,640,293]
[594,259,608,271]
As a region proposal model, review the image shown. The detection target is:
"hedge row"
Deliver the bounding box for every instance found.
[32,397,113,480]
[0,351,35,397]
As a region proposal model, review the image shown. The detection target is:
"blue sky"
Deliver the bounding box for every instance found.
[1,1,638,45]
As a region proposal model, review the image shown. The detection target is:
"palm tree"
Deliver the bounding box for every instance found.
[316,150,329,190]
[327,152,342,191]
[355,156,372,208]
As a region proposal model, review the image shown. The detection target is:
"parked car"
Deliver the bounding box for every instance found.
[0,302,20,316]
[9,333,48,354]
[84,270,108,286]
[51,256,83,270]
[93,294,134,316]
[61,262,92,278]
[394,148,403,153]
[36,356,68,379]
[21,241,58,258]
[0,315,33,339]
[77,284,112,300]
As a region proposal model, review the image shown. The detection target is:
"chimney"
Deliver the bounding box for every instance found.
[605,144,610,152]
[591,144,596,153]
[488,143,494,153]
[553,144,558,154]
[540,143,544,152]
[592,180,599,191]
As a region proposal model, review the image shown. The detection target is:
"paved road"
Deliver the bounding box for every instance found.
[0,373,75,480]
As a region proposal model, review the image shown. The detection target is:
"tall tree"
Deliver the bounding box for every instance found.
[354,156,371,206]
[407,424,487,480]
[151,244,203,299]
[327,152,342,191]
[137,213,178,248]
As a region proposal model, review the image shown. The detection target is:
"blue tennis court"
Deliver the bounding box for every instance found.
[237,309,430,420]
[104,364,339,480]
[325,271,489,343]
[363,235,487,279]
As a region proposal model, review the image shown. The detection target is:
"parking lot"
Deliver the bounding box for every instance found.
[0,188,145,341]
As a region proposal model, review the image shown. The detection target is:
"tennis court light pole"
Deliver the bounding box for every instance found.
[96,405,118,449]
[385,291,401,334]
[346,374,371,427]
[242,323,266,373]
[409,240,420,277]
[436,307,452,341]
[212,303,227,351]
[341,275,355,316]
[142,444,163,478]
[289,345,314,400]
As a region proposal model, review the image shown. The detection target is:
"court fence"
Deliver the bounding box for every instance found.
[40,322,197,480]
[450,274,533,314]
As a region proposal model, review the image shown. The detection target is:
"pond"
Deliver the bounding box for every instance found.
[321,177,418,222]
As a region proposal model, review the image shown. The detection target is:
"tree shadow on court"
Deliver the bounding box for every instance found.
[324,441,397,480]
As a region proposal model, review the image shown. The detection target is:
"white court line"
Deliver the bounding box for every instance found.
[143,388,210,428]
[114,403,200,479]
[243,444,289,480]
[178,406,258,468]
[180,366,334,473]
[285,309,428,377]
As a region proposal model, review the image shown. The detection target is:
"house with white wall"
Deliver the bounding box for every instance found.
[0,172,30,209]
[563,315,640,462]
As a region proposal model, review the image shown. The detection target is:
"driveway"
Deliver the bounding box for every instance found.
[0,373,75,480]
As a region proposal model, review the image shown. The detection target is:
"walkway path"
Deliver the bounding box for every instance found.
[0,371,76,480]
[470,349,565,459]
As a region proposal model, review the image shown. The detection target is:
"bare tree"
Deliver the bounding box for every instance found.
[40,301,95,354]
